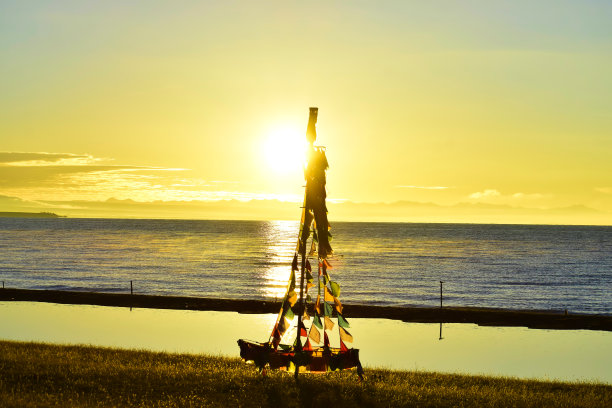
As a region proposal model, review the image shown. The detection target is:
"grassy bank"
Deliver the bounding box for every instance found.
[1,341,610,407]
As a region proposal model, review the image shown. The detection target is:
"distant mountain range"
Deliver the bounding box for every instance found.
[1,194,610,225]
[0,211,62,218]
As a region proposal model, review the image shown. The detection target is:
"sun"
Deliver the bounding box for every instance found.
[262,125,307,175]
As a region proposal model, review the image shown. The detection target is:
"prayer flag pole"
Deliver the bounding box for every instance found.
[294,107,318,378]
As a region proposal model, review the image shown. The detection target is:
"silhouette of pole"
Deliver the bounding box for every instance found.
[440,281,443,308]
[295,107,318,380]
[130,280,133,295]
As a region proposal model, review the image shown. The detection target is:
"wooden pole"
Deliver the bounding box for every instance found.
[130,280,133,295]
[440,281,443,308]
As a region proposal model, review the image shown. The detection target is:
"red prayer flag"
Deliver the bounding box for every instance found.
[340,339,349,352]
[299,321,308,337]
[291,253,298,271]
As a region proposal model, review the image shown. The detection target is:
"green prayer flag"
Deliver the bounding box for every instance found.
[313,314,323,329]
[284,307,294,320]
[324,301,333,316]
[330,281,341,297]
[337,313,350,328]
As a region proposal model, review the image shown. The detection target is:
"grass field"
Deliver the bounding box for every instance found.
[1,340,610,407]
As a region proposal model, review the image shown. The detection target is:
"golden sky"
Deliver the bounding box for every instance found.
[1,1,611,224]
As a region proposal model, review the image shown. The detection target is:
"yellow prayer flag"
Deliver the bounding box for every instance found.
[324,315,335,331]
[306,281,314,293]
[334,297,343,314]
[303,310,310,320]
[287,290,298,307]
[278,317,289,335]
[324,286,334,302]
[309,325,320,343]
[315,295,321,314]
[339,327,353,343]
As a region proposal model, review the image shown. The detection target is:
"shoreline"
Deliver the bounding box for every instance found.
[2,288,611,331]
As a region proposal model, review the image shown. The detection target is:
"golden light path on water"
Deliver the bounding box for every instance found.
[1,302,611,383]
[259,220,299,300]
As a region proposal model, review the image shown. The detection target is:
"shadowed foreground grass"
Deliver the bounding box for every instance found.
[1,341,610,407]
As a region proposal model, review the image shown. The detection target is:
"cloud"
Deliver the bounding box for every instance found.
[469,189,501,199]
[595,187,612,194]
[0,165,165,188]
[468,189,552,204]
[511,192,546,200]
[0,151,303,204]
[396,185,450,190]
[0,152,98,166]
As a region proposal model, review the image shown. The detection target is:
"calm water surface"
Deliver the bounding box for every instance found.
[1,302,610,383]
[1,218,611,314]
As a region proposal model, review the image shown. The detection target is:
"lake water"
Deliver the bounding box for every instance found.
[1,302,610,383]
[1,218,611,314]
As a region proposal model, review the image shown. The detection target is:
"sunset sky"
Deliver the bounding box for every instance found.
[1,1,611,224]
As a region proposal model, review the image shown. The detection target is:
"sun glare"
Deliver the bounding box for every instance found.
[262,126,307,175]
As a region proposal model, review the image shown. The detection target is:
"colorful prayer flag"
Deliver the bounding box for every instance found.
[313,314,323,329]
[330,281,341,297]
[309,325,320,343]
[339,327,353,343]
[299,321,308,337]
[278,317,289,334]
[337,314,350,328]
[324,286,334,302]
[306,281,314,293]
[283,306,294,320]
[324,315,335,331]
[291,253,298,272]
[287,290,298,307]
[334,297,343,314]
[324,301,333,316]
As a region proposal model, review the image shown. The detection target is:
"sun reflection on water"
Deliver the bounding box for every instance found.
[259,220,300,300]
